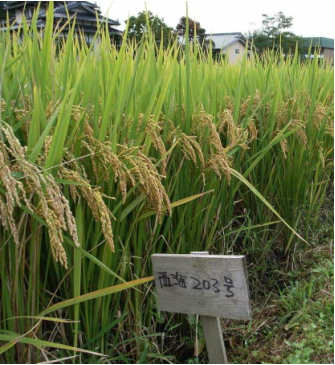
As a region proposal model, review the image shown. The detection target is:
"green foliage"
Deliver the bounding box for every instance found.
[175,16,206,45]
[226,242,334,364]
[280,257,334,364]
[126,10,175,48]
[249,12,304,55]
[285,342,315,364]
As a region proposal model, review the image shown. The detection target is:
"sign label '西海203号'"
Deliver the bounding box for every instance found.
[152,254,251,320]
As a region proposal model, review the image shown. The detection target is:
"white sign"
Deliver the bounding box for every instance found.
[152,254,251,320]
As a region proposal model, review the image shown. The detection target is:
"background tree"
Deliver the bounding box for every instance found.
[175,16,206,45]
[249,12,303,55]
[126,11,175,48]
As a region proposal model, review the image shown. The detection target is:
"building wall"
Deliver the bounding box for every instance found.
[14,10,23,23]
[223,41,249,64]
[323,48,334,65]
[15,5,47,23]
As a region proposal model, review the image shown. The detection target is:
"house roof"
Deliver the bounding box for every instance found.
[0,3,6,20]
[40,2,120,26]
[1,1,120,26]
[205,32,249,50]
[5,19,45,30]
[302,37,334,49]
[44,2,100,16]
[50,12,119,26]
[2,1,35,10]
[2,1,62,10]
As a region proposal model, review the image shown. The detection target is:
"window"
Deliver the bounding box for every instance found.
[235,49,240,54]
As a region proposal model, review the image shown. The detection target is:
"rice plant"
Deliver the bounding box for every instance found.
[0,6,333,363]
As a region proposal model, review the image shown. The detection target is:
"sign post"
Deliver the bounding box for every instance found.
[151,252,251,364]
[191,251,227,364]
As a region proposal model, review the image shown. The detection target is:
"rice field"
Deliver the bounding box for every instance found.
[0,8,333,364]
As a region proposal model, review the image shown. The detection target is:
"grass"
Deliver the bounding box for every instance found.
[221,248,334,364]
[211,193,334,364]
[0,8,333,363]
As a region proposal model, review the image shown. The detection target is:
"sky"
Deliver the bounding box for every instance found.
[95,0,334,39]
